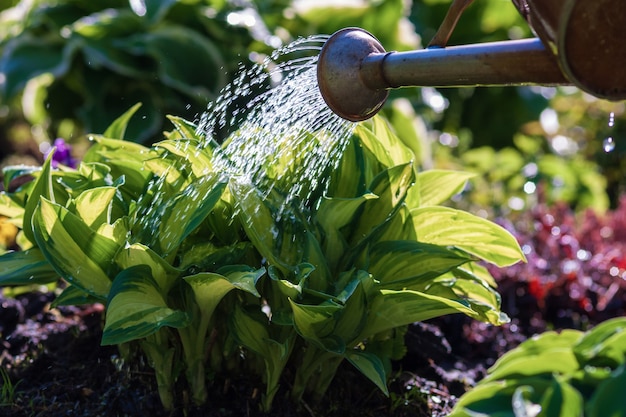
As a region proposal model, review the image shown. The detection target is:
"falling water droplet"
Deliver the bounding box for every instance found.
[603,136,616,152]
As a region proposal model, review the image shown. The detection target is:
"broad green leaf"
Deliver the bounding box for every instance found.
[115,243,180,294]
[587,364,626,417]
[539,377,584,417]
[126,25,226,98]
[483,331,582,383]
[158,177,227,257]
[74,186,118,228]
[0,248,58,285]
[350,163,414,246]
[184,265,264,318]
[417,170,476,207]
[166,115,202,141]
[82,137,153,199]
[23,151,54,244]
[355,117,414,169]
[52,285,100,307]
[368,240,472,289]
[327,136,368,198]
[346,350,389,395]
[289,299,344,353]
[449,377,551,417]
[230,305,295,410]
[411,206,525,267]
[231,180,302,271]
[2,166,40,193]
[574,317,626,367]
[444,277,506,324]
[32,197,119,299]
[154,139,214,178]
[103,102,142,140]
[317,194,377,270]
[102,265,188,345]
[0,35,74,99]
[365,289,475,337]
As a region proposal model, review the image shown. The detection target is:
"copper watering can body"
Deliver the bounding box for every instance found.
[317,0,626,122]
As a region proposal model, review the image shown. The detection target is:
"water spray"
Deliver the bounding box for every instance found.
[317,0,626,122]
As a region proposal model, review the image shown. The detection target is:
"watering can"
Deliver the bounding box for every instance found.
[317,0,626,122]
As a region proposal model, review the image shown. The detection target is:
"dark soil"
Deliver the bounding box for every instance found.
[0,290,487,417]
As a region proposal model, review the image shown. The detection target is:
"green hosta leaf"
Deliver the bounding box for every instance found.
[231,180,302,271]
[74,186,118,228]
[32,197,119,299]
[449,377,551,417]
[327,136,369,198]
[102,265,188,345]
[410,206,525,267]
[0,248,58,285]
[157,177,227,257]
[52,285,101,307]
[126,25,226,98]
[368,240,472,290]
[289,299,344,353]
[574,317,626,368]
[184,265,264,318]
[23,151,54,244]
[317,194,377,270]
[103,102,142,140]
[2,166,39,195]
[483,330,583,383]
[443,275,507,325]
[83,136,153,199]
[115,243,180,294]
[154,139,214,178]
[230,305,295,411]
[346,350,389,395]
[587,364,626,417]
[350,163,414,247]
[355,117,414,169]
[539,377,584,417]
[166,115,203,141]
[416,170,476,207]
[365,289,475,337]
[0,34,75,99]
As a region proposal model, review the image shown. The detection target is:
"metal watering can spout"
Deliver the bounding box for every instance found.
[317,0,626,122]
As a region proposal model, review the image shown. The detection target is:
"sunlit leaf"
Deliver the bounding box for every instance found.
[417,170,476,207]
[74,186,118,228]
[368,240,472,289]
[410,206,525,267]
[365,289,475,337]
[32,197,118,299]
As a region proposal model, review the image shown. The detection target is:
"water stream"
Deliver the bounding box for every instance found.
[196,35,354,213]
[133,36,355,243]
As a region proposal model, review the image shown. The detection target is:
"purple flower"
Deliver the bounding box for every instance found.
[45,138,77,168]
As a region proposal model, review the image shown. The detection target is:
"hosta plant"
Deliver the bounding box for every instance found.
[449,316,626,417]
[0,104,524,411]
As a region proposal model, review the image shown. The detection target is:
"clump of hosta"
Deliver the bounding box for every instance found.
[0,104,524,411]
[450,317,626,417]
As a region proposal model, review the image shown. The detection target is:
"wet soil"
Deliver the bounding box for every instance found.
[0,275,621,417]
